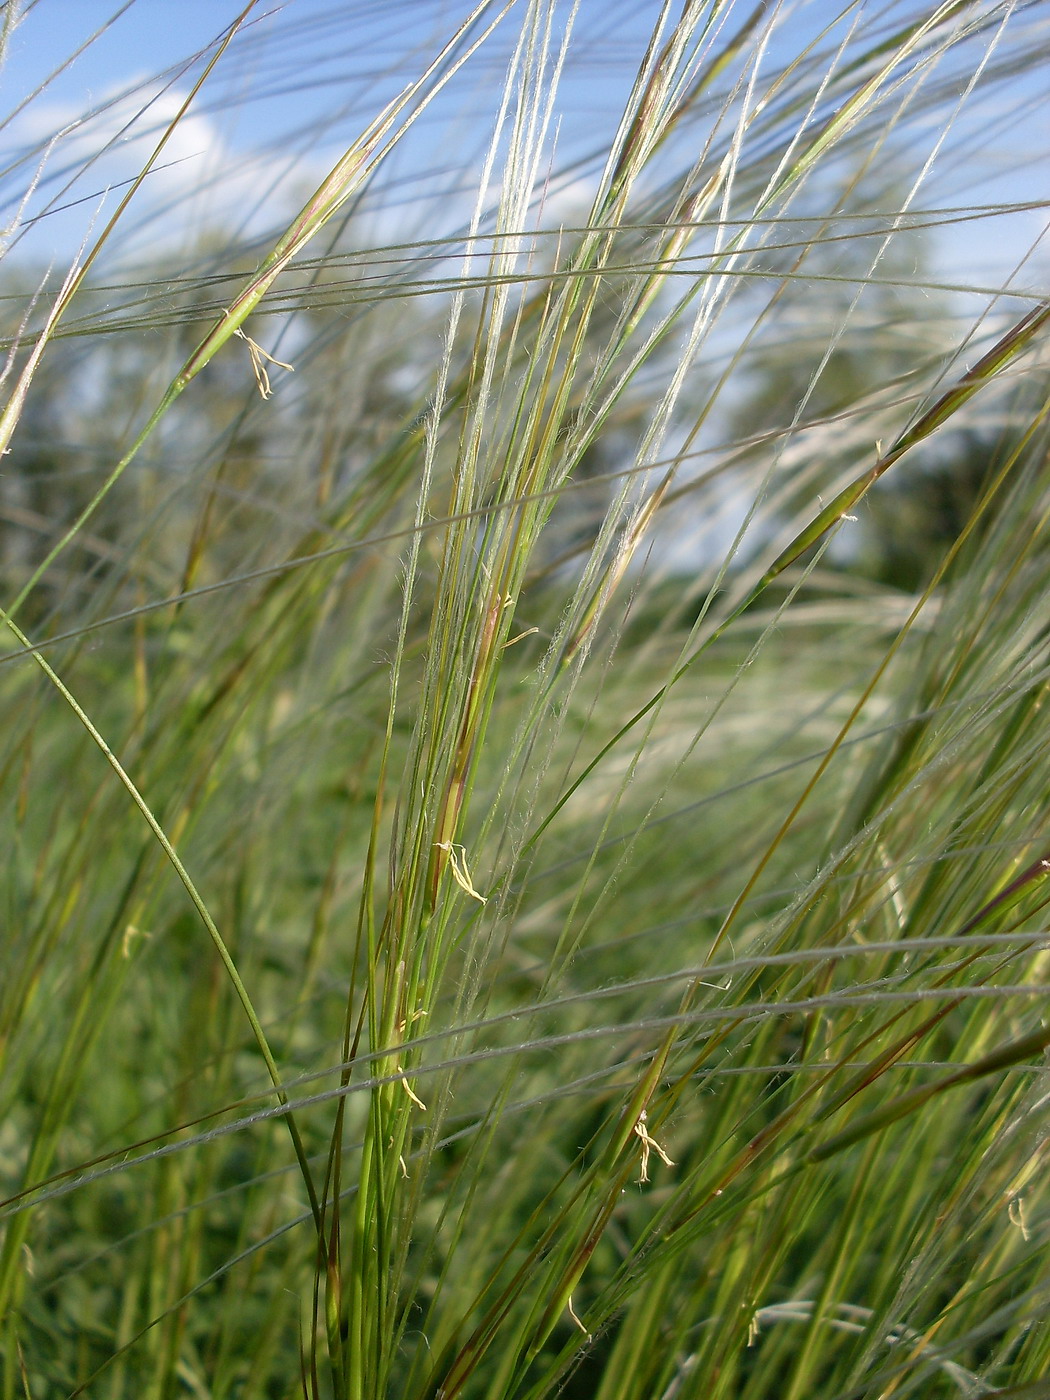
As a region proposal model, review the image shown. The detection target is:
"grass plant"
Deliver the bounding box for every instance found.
[0,2,1049,1396]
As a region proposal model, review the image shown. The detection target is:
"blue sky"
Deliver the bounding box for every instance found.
[0,1,662,264]
[0,0,1046,297]
[0,0,1044,582]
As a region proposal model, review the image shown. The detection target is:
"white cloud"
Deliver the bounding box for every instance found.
[2,79,328,266]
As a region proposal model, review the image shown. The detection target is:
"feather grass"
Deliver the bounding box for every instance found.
[0,2,1049,1396]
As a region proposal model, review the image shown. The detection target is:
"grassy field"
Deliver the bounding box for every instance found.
[1,2,1050,1396]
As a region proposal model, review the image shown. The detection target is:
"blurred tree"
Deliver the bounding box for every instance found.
[717,195,1007,592]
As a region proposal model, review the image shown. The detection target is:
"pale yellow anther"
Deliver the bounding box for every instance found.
[234,325,294,399]
[634,1109,674,1183]
[567,1295,590,1340]
[1009,1195,1030,1240]
[434,841,487,903]
[397,1071,426,1112]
